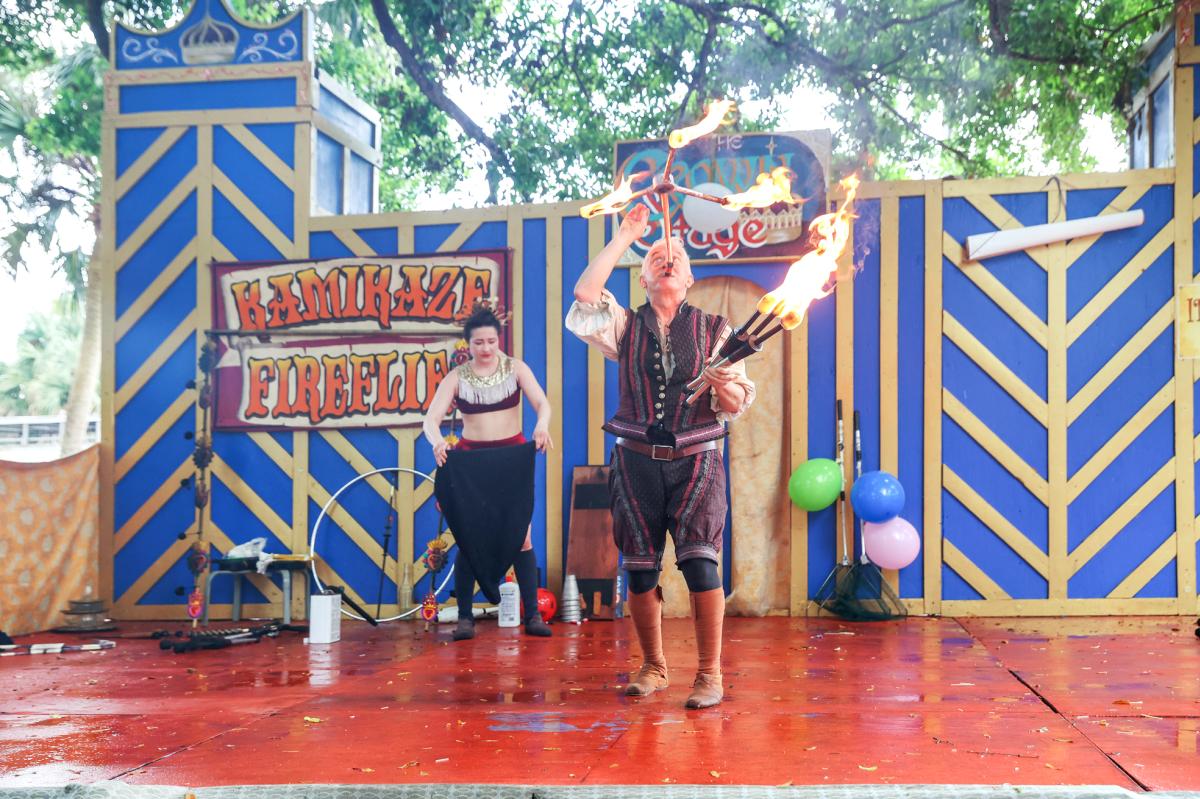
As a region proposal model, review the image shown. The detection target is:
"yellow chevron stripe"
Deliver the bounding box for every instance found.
[114,169,198,270]
[115,126,188,200]
[437,220,482,253]
[1065,221,1174,344]
[1069,458,1174,574]
[212,167,297,258]
[222,123,295,187]
[114,458,194,553]
[1108,531,1178,598]
[1067,380,1174,502]
[212,237,237,263]
[944,232,1048,348]
[318,430,396,503]
[115,239,197,341]
[113,310,197,412]
[943,539,1010,600]
[959,193,1052,271]
[1063,183,1153,267]
[1066,300,1173,424]
[307,474,400,576]
[588,214,606,465]
[248,431,292,473]
[942,390,1050,505]
[209,455,292,544]
[115,536,191,607]
[114,392,194,482]
[943,311,1048,426]
[943,466,1050,578]
[331,227,377,256]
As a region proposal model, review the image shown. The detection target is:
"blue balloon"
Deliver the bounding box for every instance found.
[850,471,905,522]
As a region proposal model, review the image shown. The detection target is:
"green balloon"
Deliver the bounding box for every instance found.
[788,458,843,511]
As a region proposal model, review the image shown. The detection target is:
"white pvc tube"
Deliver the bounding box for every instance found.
[965,210,1144,261]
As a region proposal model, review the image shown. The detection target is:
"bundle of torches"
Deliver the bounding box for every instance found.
[579,99,860,403]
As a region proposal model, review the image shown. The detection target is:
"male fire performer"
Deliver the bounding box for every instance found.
[566,203,755,709]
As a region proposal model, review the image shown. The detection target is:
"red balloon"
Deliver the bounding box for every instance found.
[521,588,558,622]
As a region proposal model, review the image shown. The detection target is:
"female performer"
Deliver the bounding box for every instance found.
[423,300,554,640]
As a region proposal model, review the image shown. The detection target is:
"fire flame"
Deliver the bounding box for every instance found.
[756,175,860,327]
[668,99,735,150]
[723,166,802,211]
[580,172,639,219]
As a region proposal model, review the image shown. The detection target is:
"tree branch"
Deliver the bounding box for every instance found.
[368,0,511,195]
[675,18,717,128]
[85,0,109,60]
[870,0,969,35]
[986,0,1087,65]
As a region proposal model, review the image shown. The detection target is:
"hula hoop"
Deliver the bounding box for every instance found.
[309,466,454,623]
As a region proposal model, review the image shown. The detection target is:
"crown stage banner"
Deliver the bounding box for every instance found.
[614,130,831,263]
[210,249,511,430]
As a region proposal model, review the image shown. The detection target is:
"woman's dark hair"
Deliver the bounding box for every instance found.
[462,307,502,340]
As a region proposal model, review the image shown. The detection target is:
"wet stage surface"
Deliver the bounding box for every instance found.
[1,616,1197,790]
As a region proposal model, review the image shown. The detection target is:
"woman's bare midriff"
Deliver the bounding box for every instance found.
[458,403,523,442]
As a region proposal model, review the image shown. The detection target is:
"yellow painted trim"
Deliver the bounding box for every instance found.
[210,455,292,542]
[307,474,401,576]
[292,433,309,555]
[435,220,481,253]
[630,267,645,307]
[223,123,296,186]
[879,195,900,593]
[100,119,117,608]
[842,180,931,199]
[1109,531,1179,599]
[310,204,547,231]
[312,114,382,166]
[587,215,606,465]
[1175,60,1197,614]
[1066,380,1175,503]
[942,311,1049,426]
[924,183,943,615]
[114,169,198,270]
[1063,183,1153,266]
[114,126,188,199]
[318,430,396,502]
[115,239,197,340]
[397,224,414,255]
[1046,186,1067,600]
[1066,300,1173,424]
[111,108,311,129]
[1065,222,1174,345]
[294,123,312,259]
[248,431,292,473]
[1069,459,1175,575]
[396,432,415,607]
[113,392,194,482]
[113,458,193,553]
[114,536,192,607]
[789,319,809,614]
[940,597,1184,616]
[943,467,1049,579]
[942,390,1050,505]
[941,169,1173,197]
[946,233,1049,348]
[546,214,564,591]
[113,310,198,412]
[331,227,376,256]
[958,193,1052,271]
[943,539,1009,600]
[212,237,236,262]
[108,61,311,86]
[507,214,523,359]
[213,167,297,258]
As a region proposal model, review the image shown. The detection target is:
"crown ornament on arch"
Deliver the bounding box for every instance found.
[180,0,239,65]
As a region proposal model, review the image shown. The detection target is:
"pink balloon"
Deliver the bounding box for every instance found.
[863,517,921,570]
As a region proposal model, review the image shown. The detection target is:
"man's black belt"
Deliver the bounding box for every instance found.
[615,437,722,462]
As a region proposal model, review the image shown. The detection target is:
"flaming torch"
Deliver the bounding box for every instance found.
[684,175,860,404]
[578,100,804,262]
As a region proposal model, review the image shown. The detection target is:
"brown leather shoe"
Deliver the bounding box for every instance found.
[625,662,670,696]
[624,587,668,696]
[685,672,723,708]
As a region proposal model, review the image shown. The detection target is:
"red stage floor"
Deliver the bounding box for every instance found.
[1,616,1197,790]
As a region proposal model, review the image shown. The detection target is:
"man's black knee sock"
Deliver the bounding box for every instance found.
[680,559,721,593]
[627,569,660,595]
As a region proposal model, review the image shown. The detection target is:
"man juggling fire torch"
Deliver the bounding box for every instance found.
[567,100,859,709]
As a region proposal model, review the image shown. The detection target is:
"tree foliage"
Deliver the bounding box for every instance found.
[0,299,91,415]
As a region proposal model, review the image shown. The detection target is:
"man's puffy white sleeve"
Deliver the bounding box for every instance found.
[564,288,628,362]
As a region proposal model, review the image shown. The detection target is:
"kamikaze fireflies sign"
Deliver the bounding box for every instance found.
[211,250,510,429]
